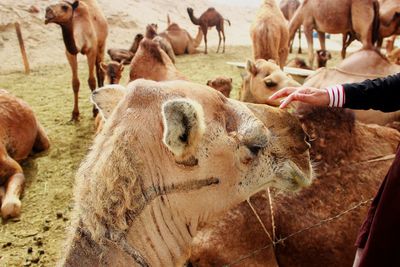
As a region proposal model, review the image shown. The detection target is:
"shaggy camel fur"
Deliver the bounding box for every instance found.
[129,39,186,82]
[107,33,144,65]
[159,18,203,55]
[145,24,176,63]
[189,107,400,267]
[280,0,301,54]
[45,0,108,120]
[100,61,124,85]
[240,59,300,105]
[289,0,379,67]
[305,49,400,127]
[250,0,289,69]
[0,90,50,219]
[60,79,314,266]
[187,7,231,54]
[206,76,233,97]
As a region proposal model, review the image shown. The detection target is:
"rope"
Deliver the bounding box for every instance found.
[246,198,274,244]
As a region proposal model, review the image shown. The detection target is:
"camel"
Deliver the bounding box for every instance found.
[289,0,379,67]
[250,0,290,69]
[129,39,186,82]
[0,90,50,219]
[279,0,302,54]
[189,107,400,267]
[159,17,203,55]
[187,7,231,54]
[316,49,332,68]
[240,59,300,105]
[377,12,400,47]
[100,61,124,85]
[305,49,400,126]
[206,76,233,97]
[145,24,176,64]
[107,33,144,65]
[286,58,311,69]
[377,0,400,47]
[45,0,108,121]
[388,47,400,64]
[59,79,314,266]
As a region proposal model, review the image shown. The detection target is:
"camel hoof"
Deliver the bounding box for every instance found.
[71,110,80,122]
[1,197,21,219]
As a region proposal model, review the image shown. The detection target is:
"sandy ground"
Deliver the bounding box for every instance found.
[0,0,256,73]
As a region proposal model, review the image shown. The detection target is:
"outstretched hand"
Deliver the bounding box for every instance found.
[268,87,330,109]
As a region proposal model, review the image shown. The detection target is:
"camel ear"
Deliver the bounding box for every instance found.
[71,1,79,10]
[246,59,257,76]
[91,85,127,120]
[206,80,212,86]
[100,62,107,73]
[230,78,233,83]
[162,99,205,161]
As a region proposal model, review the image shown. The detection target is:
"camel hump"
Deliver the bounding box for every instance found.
[207,7,216,12]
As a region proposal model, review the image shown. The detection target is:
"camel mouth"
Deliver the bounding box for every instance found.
[287,161,313,188]
[45,9,55,24]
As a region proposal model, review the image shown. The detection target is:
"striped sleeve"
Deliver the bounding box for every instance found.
[325,85,345,108]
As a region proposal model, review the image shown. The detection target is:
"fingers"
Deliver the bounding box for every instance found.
[269,87,298,100]
[279,93,308,109]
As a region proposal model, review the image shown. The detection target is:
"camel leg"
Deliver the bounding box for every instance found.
[202,26,208,54]
[66,52,80,121]
[317,31,326,51]
[222,29,226,53]
[87,51,98,117]
[0,148,25,219]
[96,45,106,88]
[216,29,222,53]
[351,2,374,49]
[33,121,50,153]
[298,28,302,54]
[341,34,348,59]
[303,24,315,68]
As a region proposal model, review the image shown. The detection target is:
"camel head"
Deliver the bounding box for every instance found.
[45,1,79,25]
[207,76,233,98]
[240,59,301,105]
[100,61,124,85]
[316,50,332,67]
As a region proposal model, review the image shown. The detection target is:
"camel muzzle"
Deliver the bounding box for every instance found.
[45,8,55,24]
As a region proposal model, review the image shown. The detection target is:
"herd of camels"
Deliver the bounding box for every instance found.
[1,0,400,266]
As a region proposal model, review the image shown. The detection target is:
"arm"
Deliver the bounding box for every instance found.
[342,73,400,112]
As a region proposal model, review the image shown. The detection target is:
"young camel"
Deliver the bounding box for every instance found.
[187,7,231,54]
[279,0,302,54]
[107,33,144,65]
[0,90,50,219]
[100,61,124,85]
[45,0,108,121]
[206,76,233,97]
[289,0,379,67]
[145,24,176,63]
[159,17,203,55]
[59,79,313,266]
[250,0,290,69]
[129,39,186,82]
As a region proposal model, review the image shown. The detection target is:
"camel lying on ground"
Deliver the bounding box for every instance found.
[250,0,289,69]
[279,0,301,54]
[206,76,232,97]
[286,50,331,70]
[129,39,186,82]
[145,24,176,63]
[107,34,144,65]
[0,90,50,219]
[240,59,300,105]
[60,79,314,266]
[187,7,231,54]
[45,0,108,120]
[305,49,400,126]
[289,0,379,67]
[159,17,203,55]
[189,107,400,267]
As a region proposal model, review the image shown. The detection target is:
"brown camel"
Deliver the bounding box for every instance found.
[206,76,232,97]
[316,49,332,68]
[159,18,203,55]
[289,0,379,67]
[286,57,311,69]
[0,90,50,219]
[189,107,400,267]
[107,33,144,65]
[45,0,108,120]
[240,59,300,105]
[187,7,231,54]
[100,61,124,85]
[60,79,313,266]
[280,0,302,54]
[305,49,400,127]
[377,11,400,47]
[129,39,186,82]
[250,0,290,69]
[145,24,176,63]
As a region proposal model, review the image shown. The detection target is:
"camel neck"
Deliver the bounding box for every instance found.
[61,22,79,55]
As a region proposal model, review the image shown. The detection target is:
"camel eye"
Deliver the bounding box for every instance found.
[265,79,277,87]
[62,5,69,11]
[246,145,262,155]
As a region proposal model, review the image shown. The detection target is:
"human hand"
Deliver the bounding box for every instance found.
[268,86,330,109]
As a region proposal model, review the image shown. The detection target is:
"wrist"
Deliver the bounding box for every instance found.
[325,85,345,107]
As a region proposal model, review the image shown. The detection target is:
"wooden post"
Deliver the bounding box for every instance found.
[15,22,30,74]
